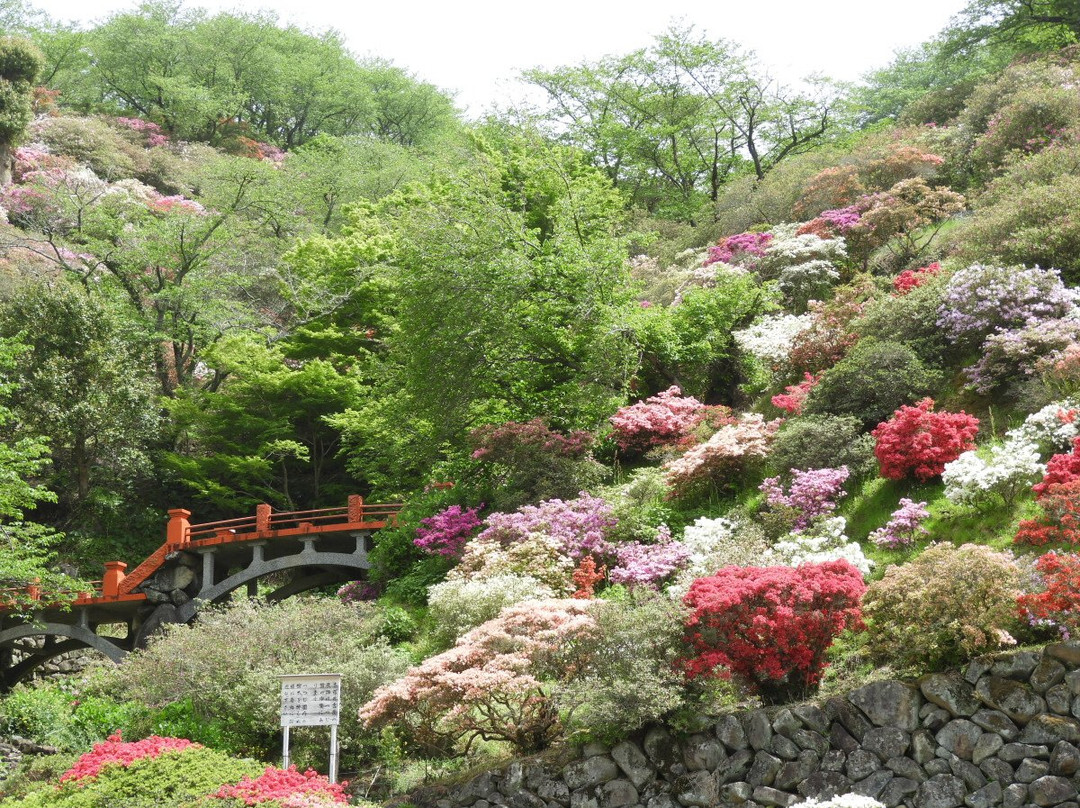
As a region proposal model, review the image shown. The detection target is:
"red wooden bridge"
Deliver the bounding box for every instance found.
[0,496,402,688]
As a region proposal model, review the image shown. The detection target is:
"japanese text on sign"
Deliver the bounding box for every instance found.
[279,674,342,727]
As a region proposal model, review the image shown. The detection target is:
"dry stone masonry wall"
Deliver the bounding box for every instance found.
[432,642,1080,808]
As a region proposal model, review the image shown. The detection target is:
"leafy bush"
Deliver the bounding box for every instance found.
[966,316,1080,394]
[0,681,136,752]
[853,272,951,368]
[760,466,850,531]
[661,414,781,498]
[667,516,769,598]
[31,115,146,181]
[769,415,876,481]
[872,398,980,481]
[805,340,940,428]
[102,598,410,769]
[681,561,866,703]
[863,543,1022,670]
[942,441,1045,507]
[1015,480,1080,546]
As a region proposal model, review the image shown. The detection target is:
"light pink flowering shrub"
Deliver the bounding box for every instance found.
[609,386,705,453]
[359,600,597,754]
[869,498,930,549]
[662,414,781,497]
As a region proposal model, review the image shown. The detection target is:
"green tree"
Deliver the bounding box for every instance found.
[943,0,1080,55]
[0,36,41,186]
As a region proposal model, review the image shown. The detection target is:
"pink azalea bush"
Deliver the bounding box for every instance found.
[413,505,483,557]
[212,765,348,806]
[61,733,198,782]
[869,498,931,549]
[704,231,774,267]
[475,493,618,559]
[608,526,691,588]
[609,386,705,452]
[760,466,850,531]
[662,414,781,496]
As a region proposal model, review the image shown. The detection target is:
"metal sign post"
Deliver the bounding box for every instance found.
[279,673,343,783]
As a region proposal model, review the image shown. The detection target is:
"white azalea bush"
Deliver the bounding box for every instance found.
[763,516,874,576]
[667,515,768,599]
[427,573,557,645]
[793,796,885,808]
[734,313,814,365]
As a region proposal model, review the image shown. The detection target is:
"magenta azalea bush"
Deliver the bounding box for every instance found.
[413,505,483,557]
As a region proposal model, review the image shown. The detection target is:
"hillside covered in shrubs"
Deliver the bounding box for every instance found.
[2,0,1080,805]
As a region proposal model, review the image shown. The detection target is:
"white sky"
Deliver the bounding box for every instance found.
[31,0,972,116]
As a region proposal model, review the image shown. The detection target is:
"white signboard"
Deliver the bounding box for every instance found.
[279,673,342,727]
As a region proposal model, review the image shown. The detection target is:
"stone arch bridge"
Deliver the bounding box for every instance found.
[0,496,401,689]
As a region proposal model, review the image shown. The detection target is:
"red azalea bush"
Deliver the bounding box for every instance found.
[681,561,866,703]
[1034,438,1080,497]
[893,262,941,295]
[213,765,348,805]
[1017,551,1080,638]
[61,733,198,782]
[771,373,821,415]
[1015,480,1080,546]
[872,398,980,481]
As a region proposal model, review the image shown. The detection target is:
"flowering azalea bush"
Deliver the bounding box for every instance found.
[359,600,597,754]
[662,414,781,496]
[869,498,930,549]
[704,231,773,267]
[771,373,821,415]
[213,765,348,805]
[943,441,1046,506]
[1034,438,1080,497]
[734,314,815,367]
[936,264,1077,346]
[427,574,556,644]
[413,505,483,558]
[872,398,980,481]
[608,386,705,452]
[863,543,1022,670]
[608,526,691,588]
[1017,552,1080,638]
[760,466,850,531]
[893,262,941,295]
[666,516,769,599]
[450,531,576,594]
[61,733,198,782]
[1014,481,1080,546]
[1008,401,1080,454]
[966,316,1080,394]
[475,493,618,560]
[681,561,866,702]
[764,516,874,576]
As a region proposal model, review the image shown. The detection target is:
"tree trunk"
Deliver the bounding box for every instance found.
[0,141,12,188]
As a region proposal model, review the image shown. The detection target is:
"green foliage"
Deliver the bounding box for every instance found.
[0,36,41,145]
[804,339,942,429]
[1,745,262,808]
[851,273,953,369]
[0,680,137,752]
[768,414,877,482]
[631,273,767,402]
[100,597,411,769]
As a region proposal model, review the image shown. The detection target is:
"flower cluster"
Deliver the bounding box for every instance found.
[609,528,691,588]
[115,116,170,147]
[61,733,199,782]
[212,765,348,805]
[471,418,593,461]
[869,498,930,549]
[872,398,980,481]
[428,574,556,642]
[1008,401,1080,454]
[943,441,1046,506]
[609,386,705,452]
[476,493,618,559]
[336,580,381,603]
[893,262,941,295]
[1017,552,1080,638]
[760,466,850,531]
[414,505,483,558]
[704,231,774,267]
[451,531,575,594]
[662,414,781,495]
[764,516,874,576]
[937,264,1077,344]
[146,192,207,215]
[1015,480,1080,546]
[966,315,1080,394]
[1035,438,1080,497]
[734,314,815,366]
[771,373,821,415]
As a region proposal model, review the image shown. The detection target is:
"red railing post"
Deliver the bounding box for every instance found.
[256,503,271,533]
[348,495,364,523]
[102,562,127,598]
[167,508,191,548]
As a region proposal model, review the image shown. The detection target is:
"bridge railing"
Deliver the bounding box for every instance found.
[186,496,404,542]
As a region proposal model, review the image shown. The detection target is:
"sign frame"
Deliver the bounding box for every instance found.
[278,673,343,783]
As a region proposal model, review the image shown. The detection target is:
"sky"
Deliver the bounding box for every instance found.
[30,0,973,116]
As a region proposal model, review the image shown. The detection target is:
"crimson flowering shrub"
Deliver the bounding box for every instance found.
[412,505,483,558]
[759,466,850,531]
[1017,552,1080,638]
[359,600,597,754]
[608,386,704,453]
[681,561,866,703]
[60,733,197,783]
[1033,438,1080,497]
[893,262,941,295]
[662,414,781,498]
[771,373,821,415]
[212,765,348,805]
[1014,481,1080,546]
[872,398,980,481]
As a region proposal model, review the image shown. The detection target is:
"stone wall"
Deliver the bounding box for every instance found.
[428,642,1080,808]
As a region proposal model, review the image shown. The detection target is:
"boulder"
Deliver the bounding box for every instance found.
[716,716,749,752]
[848,682,922,731]
[1028,776,1077,807]
[991,652,1041,681]
[974,677,1047,725]
[922,673,982,717]
[599,780,638,808]
[937,719,984,760]
[1030,657,1067,694]
[964,781,1002,808]
[563,758,621,791]
[1050,740,1080,777]
[611,742,656,790]
[673,771,717,807]
[915,774,967,808]
[1018,715,1080,745]
[971,709,1020,741]
[1045,642,1080,667]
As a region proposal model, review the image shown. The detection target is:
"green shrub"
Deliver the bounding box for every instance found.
[804,339,941,428]
[555,592,695,744]
[0,745,262,808]
[863,542,1023,672]
[768,415,877,481]
[31,115,145,180]
[100,597,411,770]
[0,681,136,752]
[852,272,952,369]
